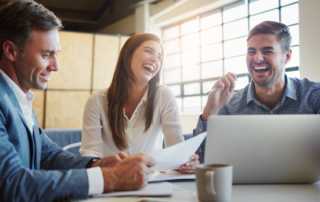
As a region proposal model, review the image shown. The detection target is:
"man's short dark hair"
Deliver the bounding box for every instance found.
[247,21,292,53]
[0,0,63,57]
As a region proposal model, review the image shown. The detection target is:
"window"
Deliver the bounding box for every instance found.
[162,0,299,113]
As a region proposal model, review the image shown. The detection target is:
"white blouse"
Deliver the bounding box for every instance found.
[79,85,184,157]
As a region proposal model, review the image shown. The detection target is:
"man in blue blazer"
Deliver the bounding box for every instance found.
[0,1,156,202]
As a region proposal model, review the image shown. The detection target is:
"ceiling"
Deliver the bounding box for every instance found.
[0,0,163,32]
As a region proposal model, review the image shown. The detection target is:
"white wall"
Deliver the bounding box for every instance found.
[179,114,200,134]
[135,4,150,34]
[299,0,320,82]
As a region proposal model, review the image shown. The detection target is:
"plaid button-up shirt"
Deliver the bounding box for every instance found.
[194,75,320,163]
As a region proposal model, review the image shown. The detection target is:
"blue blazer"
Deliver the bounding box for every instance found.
[0,74,95,202]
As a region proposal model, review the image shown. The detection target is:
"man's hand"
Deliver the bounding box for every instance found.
[179,154,200,174]
[91,152,127,168]
[101,153,156,192]
[202,72,237,121]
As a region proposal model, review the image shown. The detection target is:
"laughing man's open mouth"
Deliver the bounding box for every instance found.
[253,66,270,73]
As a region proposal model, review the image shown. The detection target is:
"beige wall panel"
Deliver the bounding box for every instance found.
[48,32,93,90]
[32,90,45,128]
[120,36,130,50]
[45,91,91,129]
[93,35,119,90]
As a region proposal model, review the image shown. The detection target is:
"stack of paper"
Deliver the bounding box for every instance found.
[93,133,206,198]
[93,182,172,198]
[148,170,195,182]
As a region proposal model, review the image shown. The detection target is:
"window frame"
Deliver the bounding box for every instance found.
[162,0,299,113]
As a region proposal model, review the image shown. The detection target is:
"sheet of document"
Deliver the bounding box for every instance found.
[93,182,172,198]
[148,169,195,182]
[149,132,207,170]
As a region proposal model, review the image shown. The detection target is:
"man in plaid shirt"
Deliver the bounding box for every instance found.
[194,21,320,163]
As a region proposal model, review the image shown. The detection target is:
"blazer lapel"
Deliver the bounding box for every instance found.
[0,74,33,135]
[0,74,35,168]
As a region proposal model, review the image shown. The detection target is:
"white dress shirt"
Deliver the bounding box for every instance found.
[0,70,103,195]
[0,69,35,133]
[80,86,184,157]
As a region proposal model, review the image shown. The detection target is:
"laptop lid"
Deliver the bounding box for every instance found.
[205,115,320,184]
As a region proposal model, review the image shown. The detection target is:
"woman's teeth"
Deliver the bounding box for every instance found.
[143,65,154,73]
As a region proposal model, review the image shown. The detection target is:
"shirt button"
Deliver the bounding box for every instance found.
[199,128,202,132]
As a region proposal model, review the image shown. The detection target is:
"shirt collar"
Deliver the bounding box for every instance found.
[0,69,34,104]
[246,80,256,105]
[121,86,149,115]
[106,85,149,105]
[246,74,297,105]
[283,75,297,101]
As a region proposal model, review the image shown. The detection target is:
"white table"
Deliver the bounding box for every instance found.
[79,181,320,202]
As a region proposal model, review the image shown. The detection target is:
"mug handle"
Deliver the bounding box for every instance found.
[205,171,216,195]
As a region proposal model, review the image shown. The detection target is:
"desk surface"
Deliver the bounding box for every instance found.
[79,181,320,202]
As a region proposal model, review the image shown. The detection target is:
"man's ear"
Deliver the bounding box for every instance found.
[284,49,292,65]
[2,40,19,62]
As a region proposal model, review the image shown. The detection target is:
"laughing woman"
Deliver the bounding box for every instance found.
[79,33,199,173]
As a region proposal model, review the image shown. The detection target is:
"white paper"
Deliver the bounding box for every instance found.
[148,170,195,182]
[149,132,207,170]
[93,182,172,198]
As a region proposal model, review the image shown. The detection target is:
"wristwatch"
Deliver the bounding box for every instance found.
[86,158,100,168]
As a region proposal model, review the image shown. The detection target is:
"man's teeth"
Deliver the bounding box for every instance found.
[41,75,50,81]
[254,66,268,70]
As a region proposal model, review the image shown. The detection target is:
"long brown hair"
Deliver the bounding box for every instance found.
[107,33,164,151]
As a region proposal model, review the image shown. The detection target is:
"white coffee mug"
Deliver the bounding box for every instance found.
[195,164,233,202]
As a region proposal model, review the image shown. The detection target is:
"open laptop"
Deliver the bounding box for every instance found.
[205,115,320,184]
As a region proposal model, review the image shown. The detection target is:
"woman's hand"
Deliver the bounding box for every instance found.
[179,154,200,174]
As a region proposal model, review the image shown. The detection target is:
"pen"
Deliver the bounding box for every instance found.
[206,86,220,95]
